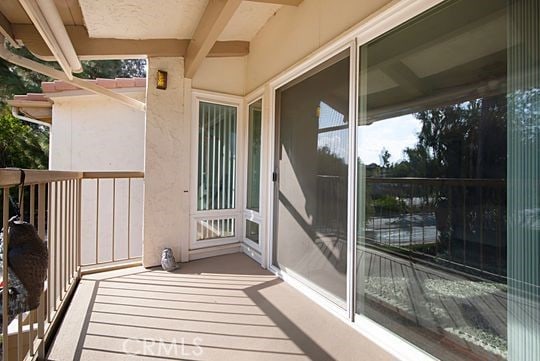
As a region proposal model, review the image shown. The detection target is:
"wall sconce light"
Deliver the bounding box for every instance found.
[157,70,167,90]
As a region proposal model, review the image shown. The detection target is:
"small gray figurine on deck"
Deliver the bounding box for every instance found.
[161,248,177,271]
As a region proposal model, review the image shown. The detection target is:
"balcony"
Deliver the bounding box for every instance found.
[48,253,395,361]
[0,169,392,361]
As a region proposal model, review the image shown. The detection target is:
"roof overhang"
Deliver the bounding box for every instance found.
[8,97,52,125]
[0,0,304,78]
[8,77,147,126]
[0,0,302,112]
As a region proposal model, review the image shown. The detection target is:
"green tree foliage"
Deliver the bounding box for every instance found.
[78,59,146,79]
[0,107,48,169]
[0,47,52,103]
[388,95,507,179]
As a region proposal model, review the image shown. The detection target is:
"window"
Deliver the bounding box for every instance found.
[197,101,237,211]
[195,100,238,244]
[245,219,259,244]
[355,0,539,359]
[246,99,262,212]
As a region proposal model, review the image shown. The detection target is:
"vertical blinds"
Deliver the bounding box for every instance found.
[197,102,237,211]
[507,0,540,359]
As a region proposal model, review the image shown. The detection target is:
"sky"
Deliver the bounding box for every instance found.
[316,101,422,165]
[357,114,422,165]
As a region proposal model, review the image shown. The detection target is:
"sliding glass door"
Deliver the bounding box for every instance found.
[269,0,538,358]
[355,0,538,360]
[273,50,350,305]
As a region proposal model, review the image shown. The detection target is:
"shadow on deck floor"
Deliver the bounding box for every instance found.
[47,253,392,361]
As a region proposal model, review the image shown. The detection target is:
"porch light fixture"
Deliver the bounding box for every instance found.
[18,0,82,79]
[157,70,168,90]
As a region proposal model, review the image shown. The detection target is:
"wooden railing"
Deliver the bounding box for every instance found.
[364,176,506,280]
[0,169,144,361]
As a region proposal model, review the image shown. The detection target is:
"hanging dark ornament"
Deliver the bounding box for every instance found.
[0,217,49,329]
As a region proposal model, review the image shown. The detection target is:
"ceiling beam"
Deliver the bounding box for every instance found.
[0,11,20,47]
[379,61,426,97]
[184,0,242,79]
[208,40,249,57]
[12,24,249,60]
[245,0,302,5]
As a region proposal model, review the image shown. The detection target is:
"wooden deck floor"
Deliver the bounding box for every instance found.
[359,247,507,360]
[46,253,392,361]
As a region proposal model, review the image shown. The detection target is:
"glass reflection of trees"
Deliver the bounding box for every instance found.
[365,94,507,278]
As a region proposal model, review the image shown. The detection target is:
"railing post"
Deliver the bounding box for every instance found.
[37,183,46,359]
[17,186,24,360]
[54,182,59,313]
[47,183,52,324]
[2,188,10,361]
[77,179,82,278]
[29,184,36,356]
[127,179,131,260]
[112,178,116,262]
[95,179,100,265]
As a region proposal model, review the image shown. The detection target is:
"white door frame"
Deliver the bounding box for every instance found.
[190,89,244,250]
[242,93,265,259]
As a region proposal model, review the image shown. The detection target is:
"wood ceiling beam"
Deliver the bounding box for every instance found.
[208,40,249,57]
[0,11,20,47]
[12,24,249,59]
[245,0,302,5]
[379,61,426,97]
[184,0,242,79]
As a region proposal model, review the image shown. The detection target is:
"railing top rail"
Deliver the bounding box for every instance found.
[0,169,83,187]
[82,171,144,179]
[0,169,144,187]
[365,177,506,187]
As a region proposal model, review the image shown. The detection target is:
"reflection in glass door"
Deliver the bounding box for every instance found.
[273,50,350,305]
[354,1,532,360]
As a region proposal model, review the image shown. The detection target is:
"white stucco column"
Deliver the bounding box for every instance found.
[143,57,190,267]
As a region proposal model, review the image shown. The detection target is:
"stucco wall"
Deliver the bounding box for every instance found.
[143,57,190,267]
[246,0,392,92]
[49,92,145,171]
[48,91,145,265]
[192,57,246,96]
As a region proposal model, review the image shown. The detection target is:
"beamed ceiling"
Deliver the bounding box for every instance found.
[0,0,303,78]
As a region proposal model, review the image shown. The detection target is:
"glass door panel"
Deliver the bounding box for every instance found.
[274,51,350,304]
[194,101,238,247]
[246,99,262,212]
[355,1,522,360]
[244,99,263,250]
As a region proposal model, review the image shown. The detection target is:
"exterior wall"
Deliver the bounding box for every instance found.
[143,57,190,267]
[49,91,145,171]
[192,57,246,96]
[48,91,145,265]
[246,0,393,92]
